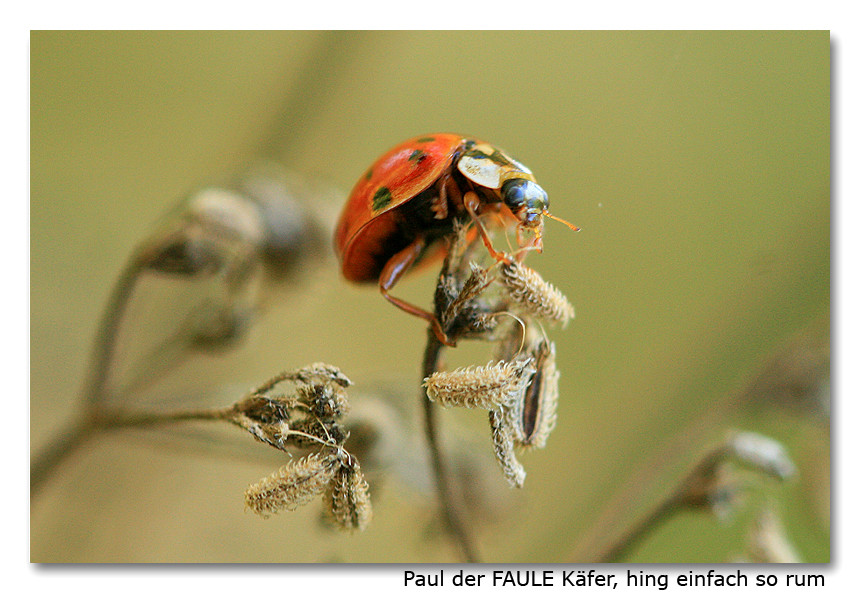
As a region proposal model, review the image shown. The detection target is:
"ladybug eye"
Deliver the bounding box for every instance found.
[502,178,529,211]
[502,179,548,225]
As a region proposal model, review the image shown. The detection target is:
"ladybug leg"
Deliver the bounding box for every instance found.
[514,225,542,261]
[430,177,450,220]
[463,191,513,264]
[379,236,455,346]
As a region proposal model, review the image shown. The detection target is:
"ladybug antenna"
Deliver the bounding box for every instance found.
[544,211,581,232]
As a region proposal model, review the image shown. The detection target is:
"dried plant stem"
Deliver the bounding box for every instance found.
[32,257,149,498]
[30,414,101,498]
[95,406,235,430]
[421,331,480,563]
[31,405,235,497]
[583,428,795,562]
[593,463,706,562]
[82,257,147,404]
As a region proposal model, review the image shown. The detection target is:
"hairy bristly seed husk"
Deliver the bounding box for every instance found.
[424,358,536,409]
[324,461,372,531]
[244,452,339,517]
[489,407,526,488]
[500,260,574,326]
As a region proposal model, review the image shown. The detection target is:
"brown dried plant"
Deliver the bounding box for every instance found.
[30,168,376,533]
[422,222,573,497]
[228,364,373,530]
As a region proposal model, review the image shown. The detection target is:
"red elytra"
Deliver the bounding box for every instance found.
[334,133,577,345]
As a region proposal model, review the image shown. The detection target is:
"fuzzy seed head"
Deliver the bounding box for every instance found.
[297,383,350,420]
[251,363,351,397]
[244,452,338,517]
[324,462,372,531]
[288,416,347,447]
[500,261,574,326]
[424,358,536,409]
[295,362,353,388]
[489,408,526,488]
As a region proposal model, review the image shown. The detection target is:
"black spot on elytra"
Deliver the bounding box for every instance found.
[408,149,427,163]
[372,187,393,211]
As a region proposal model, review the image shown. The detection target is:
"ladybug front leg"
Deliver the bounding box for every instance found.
[463,191,513,265]
[514,225,542,261]
[378,236,455,347]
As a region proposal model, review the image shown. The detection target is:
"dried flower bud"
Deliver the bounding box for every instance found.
[235,396,293,424]
[237,163,332,282]
[442,262,493,325]
[293,362,353,388]
[252,363,351,397]
[728,432,796,480]
[434,262,497,341]
[424,359,535,409]
[230,399,289,450]
[288,416,348,448]
[297,382,350,420]
[324,461,372,531]
[234,363,355,453]
[245,452,339,517]
[489,408,526,488]
[140,188,266,278]
[500,260,574,326]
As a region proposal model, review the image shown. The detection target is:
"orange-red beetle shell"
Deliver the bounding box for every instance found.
[334,133,468,283]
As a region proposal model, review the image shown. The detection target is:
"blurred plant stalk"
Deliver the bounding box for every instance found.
[31,164,335,497]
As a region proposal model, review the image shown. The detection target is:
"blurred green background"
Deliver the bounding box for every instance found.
[30,31,829,563]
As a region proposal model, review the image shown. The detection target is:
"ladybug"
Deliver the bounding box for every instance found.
[334,133,577,345]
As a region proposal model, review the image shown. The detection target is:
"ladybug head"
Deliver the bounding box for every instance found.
[501,178,580,251]
[501,178,548,229]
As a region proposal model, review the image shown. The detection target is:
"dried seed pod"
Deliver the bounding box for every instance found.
[518,340,560,449]
[424,358,535,409]
[251,363,351,396]
[442,262,493,326]
[140,188,266,278]
[230,395,303,451]
[234,415,293,451]
[489,408,526,488]
[297,382,350,420]
[237,163,332,282]
[324,460,372,531]
[500,260,574,326]
[728,431,796,480]
[235,396,293,424]
[288,415,348,448]
[244,452,339,517]
[293,363,353,388]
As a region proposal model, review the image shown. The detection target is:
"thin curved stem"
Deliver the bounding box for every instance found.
[32,256,147,498]
[30,415,99,498]
[31,405,235,499]
[95,406,234,430]
[81,258,145,405]
[421,330,480,563]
